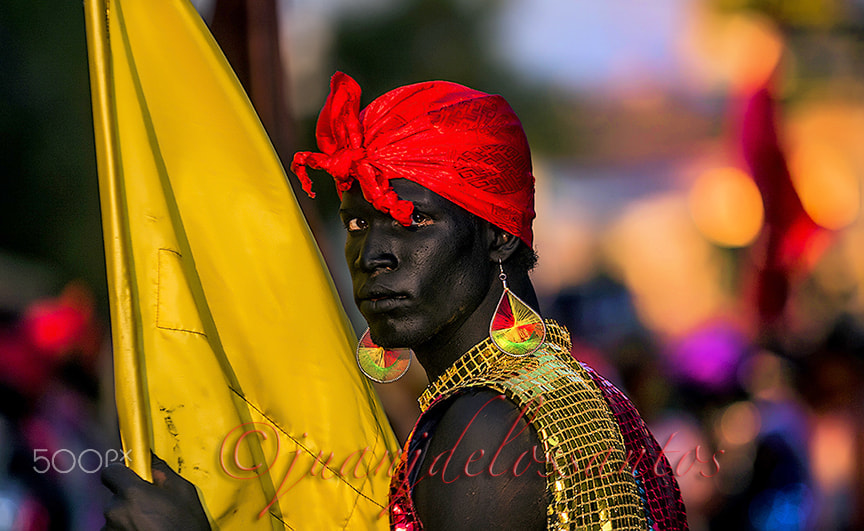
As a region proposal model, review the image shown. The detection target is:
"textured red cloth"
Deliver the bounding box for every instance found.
[291,72,536,246]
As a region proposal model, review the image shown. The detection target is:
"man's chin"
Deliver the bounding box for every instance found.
[365,320,424,350]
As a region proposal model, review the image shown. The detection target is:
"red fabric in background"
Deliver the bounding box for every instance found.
[740,86,826,326]
[291,72,536,247]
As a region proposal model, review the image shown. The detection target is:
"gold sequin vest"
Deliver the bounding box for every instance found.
[390,321,649,530]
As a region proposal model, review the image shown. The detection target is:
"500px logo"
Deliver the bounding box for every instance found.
[33,448,131,474]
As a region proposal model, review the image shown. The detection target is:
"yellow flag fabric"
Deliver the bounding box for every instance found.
[84,0,399,528]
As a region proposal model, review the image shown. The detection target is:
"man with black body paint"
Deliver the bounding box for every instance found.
[102,73,687,530]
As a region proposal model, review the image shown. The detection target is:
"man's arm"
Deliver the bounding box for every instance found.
[412,389,548,530]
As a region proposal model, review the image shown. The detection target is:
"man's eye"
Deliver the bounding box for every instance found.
[411,212,433,227]
[346,218,367,232]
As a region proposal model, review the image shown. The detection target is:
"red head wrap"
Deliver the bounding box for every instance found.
[290,72,536,247]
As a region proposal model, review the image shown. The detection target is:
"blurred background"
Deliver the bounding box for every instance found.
[2,0,863,529]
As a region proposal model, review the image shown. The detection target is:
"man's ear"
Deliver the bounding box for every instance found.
[487,224,521,263]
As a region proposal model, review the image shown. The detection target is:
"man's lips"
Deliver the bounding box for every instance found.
[358,291,411,313]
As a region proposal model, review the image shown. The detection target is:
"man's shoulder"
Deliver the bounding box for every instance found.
[431,388,533,447]
[411,388,548,529]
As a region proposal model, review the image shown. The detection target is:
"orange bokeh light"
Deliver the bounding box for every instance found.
[718,401,761,446]
[789,143,860,230]
[678,9,785,93]
[689,167,764,247]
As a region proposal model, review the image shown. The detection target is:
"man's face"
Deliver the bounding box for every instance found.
[340,179,493,349]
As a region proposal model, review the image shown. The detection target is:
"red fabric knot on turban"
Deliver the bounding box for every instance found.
[291,73,416,226]
[290,71,536,246]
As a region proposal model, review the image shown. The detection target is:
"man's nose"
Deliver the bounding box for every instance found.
[356,223,398,273]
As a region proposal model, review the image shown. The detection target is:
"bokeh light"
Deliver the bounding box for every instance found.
[719,401,762,447]
[604,193,727,336]
[788,142,860,231]
[678,9,785,92]
[810,414,856,493]
[689,166,764,247]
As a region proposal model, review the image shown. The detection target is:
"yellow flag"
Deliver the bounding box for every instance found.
[84,0,399,528]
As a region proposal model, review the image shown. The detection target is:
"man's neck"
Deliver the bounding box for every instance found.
[414,273,540,383]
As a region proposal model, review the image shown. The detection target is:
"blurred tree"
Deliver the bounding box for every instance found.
[327,0,584,158]
[712,0,845,28]
[0,1,105,311]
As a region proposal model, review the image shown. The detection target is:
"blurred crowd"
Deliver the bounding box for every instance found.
[0,280,114,530]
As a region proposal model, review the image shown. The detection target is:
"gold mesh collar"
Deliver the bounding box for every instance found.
[418,320,571,411]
